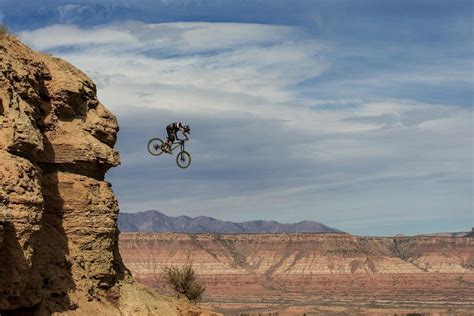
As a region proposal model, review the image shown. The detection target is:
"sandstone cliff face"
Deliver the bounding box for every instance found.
[0,35,217,315]
[120,232,474,312]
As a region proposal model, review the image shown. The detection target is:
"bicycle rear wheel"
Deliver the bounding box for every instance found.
[147,138,164,156]
[176,151,191,169]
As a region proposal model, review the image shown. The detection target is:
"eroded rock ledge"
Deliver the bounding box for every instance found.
[0,34,216,315]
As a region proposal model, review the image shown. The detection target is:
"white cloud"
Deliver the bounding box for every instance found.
[20,21,306,52]
[162,22,299,51]
[20,24,138,49]
[21,22,328,105]
[19,22,473,235]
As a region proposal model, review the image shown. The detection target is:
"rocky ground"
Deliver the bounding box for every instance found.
[120,232,474,315]
[0,34,217,315]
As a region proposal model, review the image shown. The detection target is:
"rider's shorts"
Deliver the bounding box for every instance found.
[166,126,176,142]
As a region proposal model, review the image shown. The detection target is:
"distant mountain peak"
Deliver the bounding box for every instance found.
[118,210,344,234]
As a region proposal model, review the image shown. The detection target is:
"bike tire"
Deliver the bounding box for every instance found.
[176,151,191,169]
[147,138,164,156]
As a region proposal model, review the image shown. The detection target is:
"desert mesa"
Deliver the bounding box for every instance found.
[120,231,474,315]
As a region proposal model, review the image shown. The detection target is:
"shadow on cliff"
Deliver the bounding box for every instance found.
[29,138,76,314]
[30,136,129,313]
[0,184,76,316]
[0,222,42,315]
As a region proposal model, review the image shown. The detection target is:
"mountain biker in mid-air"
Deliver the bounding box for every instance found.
[163,122,190,153]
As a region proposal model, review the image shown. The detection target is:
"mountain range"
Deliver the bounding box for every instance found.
[118,210,344,234]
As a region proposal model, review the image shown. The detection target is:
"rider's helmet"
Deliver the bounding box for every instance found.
[183,124,190,133]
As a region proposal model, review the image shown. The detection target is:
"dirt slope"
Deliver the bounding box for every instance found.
[0,34,218,315]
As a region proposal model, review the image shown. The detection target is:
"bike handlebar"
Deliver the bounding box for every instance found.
[174,139,189,144]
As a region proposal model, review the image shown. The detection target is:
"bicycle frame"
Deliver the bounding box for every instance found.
[149,137,191,168]
[169,140,186,153]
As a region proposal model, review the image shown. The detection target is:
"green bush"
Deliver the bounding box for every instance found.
[162,263,205,302]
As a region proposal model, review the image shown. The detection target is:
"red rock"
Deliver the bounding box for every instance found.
[120,232,474,312]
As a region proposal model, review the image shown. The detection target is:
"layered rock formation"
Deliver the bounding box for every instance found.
[120,232,474,313]
[0,34,217,315]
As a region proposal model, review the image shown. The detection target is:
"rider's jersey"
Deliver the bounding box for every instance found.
[167,122,188,137]
[167,122,185,132]
[168,122,185,130]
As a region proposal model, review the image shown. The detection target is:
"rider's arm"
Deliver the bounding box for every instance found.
[174,130,181,141]
[176,128,189,141]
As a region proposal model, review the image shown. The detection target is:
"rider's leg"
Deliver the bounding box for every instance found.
[164,129,175,153]
[163,127,173,152]
[163,140,170,152]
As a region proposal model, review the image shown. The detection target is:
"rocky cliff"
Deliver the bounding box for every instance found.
[120,232,474,313]
[0,34,217,315]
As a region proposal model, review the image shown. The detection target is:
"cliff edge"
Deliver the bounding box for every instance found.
[0,34,216,315]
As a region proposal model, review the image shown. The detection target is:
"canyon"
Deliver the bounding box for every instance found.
[120,232,474,315]
[1,30,472,316]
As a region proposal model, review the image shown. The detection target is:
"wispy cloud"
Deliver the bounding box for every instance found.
[19,21,473,235]
[20,24,138,48]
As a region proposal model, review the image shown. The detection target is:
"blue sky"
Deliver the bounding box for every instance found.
[1,0,472,235]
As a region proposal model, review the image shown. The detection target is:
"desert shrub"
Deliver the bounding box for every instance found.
[162,263,205,302]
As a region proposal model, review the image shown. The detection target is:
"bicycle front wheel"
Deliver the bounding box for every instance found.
[147,138,164,156]
[176,151,191,169]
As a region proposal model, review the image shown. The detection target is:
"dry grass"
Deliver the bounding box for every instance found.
[0,24,9,36]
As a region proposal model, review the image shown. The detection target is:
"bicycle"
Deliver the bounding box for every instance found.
[147,138,192,169]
